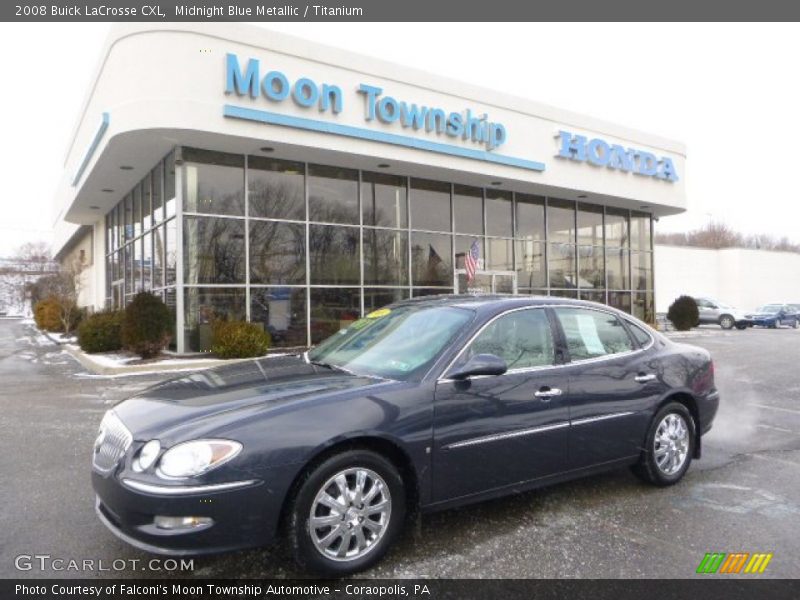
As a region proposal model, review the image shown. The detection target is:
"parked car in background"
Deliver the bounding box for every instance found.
[91,296,719,575]
[693,297,749,330]
[744,304,799,329]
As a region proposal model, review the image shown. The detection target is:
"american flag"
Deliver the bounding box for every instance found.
[465,239,480,283]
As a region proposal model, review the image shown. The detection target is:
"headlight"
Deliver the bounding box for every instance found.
[156,439,242,479]
[132,440,161,472]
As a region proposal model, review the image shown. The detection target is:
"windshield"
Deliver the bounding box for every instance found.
[307,305,473,380]
[758,305,782,313]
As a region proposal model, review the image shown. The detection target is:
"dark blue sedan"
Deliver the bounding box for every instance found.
[92,296,719,575]
[744,304,800,329]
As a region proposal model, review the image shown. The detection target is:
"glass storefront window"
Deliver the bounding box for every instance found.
[133,237,143,292]
[251,287,308,348]
[453,185,483,235]
[364,288,409,312]
[548,243,576,289]
[364,228,408,286]
[631,211,652,251]
[609,291,632,314]
[632,251,653,291]
[142,233,152,291]
[412,231,452,286]
[580,290,606,304]
[632,291,655,323]
[132,185,142,238]
[165,219,177,286]
[412,288,454,297]
[310,288,361,344]
[362,172,407,229]
[578,245,604,289]
[249,157,305,221]
[547,198,576,244]
[515,240,546,288]
[516,193,545,240]
[153,225,165,288]
[549,289,578,298]
[183,148,245,216]
[454,235,483,271]
[183,216,246,284]
[485,238,513,271]
[607,247,630,290]
[605,207,629,248]
[165,151,176,218]
[485,189,513,238]
[184,287,247,352]
[411,179,451,232]
[249,220,306,285]
[152,162,163,224]
[123,195,133,242]
[308,164,358,225]
[142,175,152,231]
[577,203,603,246]
[309,224,360,285]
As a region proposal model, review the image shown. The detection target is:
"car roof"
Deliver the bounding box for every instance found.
[388,293,634,320]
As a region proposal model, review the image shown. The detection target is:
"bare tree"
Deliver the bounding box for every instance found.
[656,221,800,253]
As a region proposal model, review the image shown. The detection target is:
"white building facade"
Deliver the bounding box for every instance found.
[53,23,686,353]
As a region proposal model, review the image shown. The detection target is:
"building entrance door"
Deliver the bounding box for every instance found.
[454,270,517,295]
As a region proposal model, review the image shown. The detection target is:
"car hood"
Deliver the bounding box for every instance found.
[111,355,396,440]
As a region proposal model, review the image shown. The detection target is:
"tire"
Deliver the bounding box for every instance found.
[793,319,799,329]
[719,315,734,330]
[632,402,695,487]
[735,323,747,330]
[772,318,780,329]
[287,449,406,576]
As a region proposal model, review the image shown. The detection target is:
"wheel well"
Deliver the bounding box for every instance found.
[659,392,702,459]
[277,437,420,536]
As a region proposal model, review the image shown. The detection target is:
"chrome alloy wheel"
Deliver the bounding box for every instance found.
[309,467,392,561]
[654,413,690,475]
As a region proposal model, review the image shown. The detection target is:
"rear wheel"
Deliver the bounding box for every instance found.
[287,450,406,576]
[632,402,695,486]
[719,315,734,330]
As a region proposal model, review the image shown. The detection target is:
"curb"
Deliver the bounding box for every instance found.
[61,344,249,376]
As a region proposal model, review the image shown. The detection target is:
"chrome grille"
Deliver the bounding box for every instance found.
[92,411,132,474]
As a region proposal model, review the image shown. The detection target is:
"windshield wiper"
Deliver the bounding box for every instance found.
[308,357,353,374]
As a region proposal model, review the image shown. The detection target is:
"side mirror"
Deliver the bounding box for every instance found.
[448,353,508,380]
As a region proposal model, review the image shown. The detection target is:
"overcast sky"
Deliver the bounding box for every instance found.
[0,22,797,257]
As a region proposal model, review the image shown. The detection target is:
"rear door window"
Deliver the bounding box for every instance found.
[554,308,633,361]
[626,320,653,347]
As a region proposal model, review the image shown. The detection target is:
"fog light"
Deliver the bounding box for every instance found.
[154,516,213,530]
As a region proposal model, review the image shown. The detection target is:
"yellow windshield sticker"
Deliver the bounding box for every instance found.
[366,308,391,319]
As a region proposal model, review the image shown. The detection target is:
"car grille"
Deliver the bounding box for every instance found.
[92,411,133,475]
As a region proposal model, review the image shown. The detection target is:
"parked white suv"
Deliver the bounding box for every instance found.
[694,297,749,330]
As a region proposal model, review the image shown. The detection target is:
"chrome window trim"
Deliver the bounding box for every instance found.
[623,318,656,352]
[444,421,570,450]
[121,478,259,496]
[437,303,652,382]
[570,411,635,427]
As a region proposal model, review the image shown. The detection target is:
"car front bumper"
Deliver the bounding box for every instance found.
[92,465,297,556]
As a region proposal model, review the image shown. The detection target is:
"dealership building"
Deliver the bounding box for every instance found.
[53,23,686,353]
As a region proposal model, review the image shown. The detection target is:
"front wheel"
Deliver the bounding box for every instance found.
[793,319,799,329]
[719,315,735,330]
[287,450,406,576]
[735,323,747,330]
[632,402,695,486]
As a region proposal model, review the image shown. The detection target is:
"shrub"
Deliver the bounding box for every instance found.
[667,295,699,331]
[77,311,123,353]
[121,292,172,359]
[211,320,271,359]
[34,297,63,332]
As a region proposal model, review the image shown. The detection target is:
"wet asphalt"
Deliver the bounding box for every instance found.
[0,318,798,579]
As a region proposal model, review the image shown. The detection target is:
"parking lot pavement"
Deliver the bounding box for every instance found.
[1,319,798,579]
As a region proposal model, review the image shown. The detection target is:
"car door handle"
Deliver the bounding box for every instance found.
[534,387,562,400]
[635,373,656,383]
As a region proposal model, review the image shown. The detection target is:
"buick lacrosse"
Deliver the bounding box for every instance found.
[92,296,718,575]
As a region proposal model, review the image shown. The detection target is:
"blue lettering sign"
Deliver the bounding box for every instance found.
[555,130,679,182]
